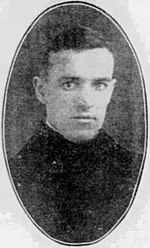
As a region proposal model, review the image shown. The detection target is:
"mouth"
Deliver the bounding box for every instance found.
[71,115,96,120]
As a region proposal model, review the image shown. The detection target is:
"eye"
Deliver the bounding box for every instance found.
[62,81,76,90]
[93,80,109,91]
[60,78,79,91]
[96,83,107,90]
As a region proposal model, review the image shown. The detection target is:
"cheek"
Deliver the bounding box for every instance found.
[46,91,74,115]
[93,92,111,108]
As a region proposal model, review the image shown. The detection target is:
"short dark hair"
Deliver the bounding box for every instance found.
[40,24,112,75]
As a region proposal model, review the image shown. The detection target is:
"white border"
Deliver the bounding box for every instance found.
[0,1,149,247]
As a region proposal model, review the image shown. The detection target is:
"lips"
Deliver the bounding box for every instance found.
[72,115,96,120]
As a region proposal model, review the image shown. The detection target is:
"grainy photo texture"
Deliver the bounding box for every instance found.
[3,1,147,246]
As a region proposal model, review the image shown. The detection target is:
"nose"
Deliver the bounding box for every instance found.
[76,86,94,111]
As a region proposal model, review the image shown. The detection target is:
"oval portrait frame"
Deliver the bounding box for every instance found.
[2,1,148,246]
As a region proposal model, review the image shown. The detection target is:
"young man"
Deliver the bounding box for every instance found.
[10,25,141,244]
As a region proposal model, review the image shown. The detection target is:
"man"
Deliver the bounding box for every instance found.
[10,25,141,244]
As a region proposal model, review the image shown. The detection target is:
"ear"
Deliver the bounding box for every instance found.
[33,76,47,104]
[106,78,117,105]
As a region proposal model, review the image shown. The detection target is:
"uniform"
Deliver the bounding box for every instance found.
[9,121,142,244]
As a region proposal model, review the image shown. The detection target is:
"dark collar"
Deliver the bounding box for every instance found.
[34,121,118,157]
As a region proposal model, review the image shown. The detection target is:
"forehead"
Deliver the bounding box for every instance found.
[48,48,114,79]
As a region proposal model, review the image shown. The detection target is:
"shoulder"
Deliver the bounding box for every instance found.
[96,130,142,164]
[12,122,56,158]
[96,130,143,186]
[8,123,59,212]
[9,123,56,184]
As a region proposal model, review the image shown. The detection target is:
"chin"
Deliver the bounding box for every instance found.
[65,129,99,143]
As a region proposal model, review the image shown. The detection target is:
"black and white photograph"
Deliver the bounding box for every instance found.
[1,1,149,247]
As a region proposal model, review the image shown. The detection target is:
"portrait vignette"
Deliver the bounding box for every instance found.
[2,1,147,246]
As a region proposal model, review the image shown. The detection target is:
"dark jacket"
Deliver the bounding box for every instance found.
[9,122,142,244]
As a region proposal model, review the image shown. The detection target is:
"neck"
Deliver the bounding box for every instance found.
[45,120,105,147]
[46,119,57,132]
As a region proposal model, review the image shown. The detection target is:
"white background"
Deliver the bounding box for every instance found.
[0,0,150,247]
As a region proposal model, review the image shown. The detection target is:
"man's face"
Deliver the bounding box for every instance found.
[35,48,116,143]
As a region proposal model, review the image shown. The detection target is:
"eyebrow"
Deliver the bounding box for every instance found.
[58,76,112,83]
[93,77,112,82]
[58,76,81,82]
